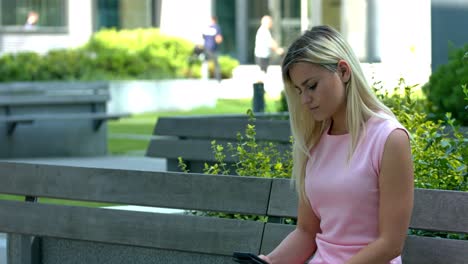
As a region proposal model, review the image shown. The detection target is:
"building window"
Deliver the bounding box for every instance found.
[0,0,67,31]
[96,0,159,31]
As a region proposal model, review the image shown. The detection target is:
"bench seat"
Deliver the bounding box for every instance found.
[0,161,466,264]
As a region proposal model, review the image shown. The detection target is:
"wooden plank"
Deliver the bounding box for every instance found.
[0,81,109,93]
[0,113,130,122]
[154,117,291,142]
[410,189,468,233]
[0,94,109,106]
[268,179,298,218]
[146,138,291,163]
[0,200,265,256]
[261,223,295,254]
[267,185,468,234]
[147,139,237,162]
[402,235,468,264]
[0,162,272,215]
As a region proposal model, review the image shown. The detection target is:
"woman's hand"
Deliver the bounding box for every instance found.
[258,254,272,263]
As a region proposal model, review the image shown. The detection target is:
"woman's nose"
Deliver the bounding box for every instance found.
[301,91,311,105]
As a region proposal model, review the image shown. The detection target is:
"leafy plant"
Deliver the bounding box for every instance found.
[374,79,467,191]
[0,28,240,82]
[423,43,468,125]
[178,109,292,221]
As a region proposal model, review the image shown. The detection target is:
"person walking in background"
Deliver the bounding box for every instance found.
[202,16,223,81]
[254,15,284,77]
[258,25,414,264]
[24,11,39,30]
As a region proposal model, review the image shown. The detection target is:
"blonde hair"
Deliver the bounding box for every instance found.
[282,25,394,201]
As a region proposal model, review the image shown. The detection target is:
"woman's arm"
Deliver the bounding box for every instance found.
[346,129,414,264]
[261,195,321,264]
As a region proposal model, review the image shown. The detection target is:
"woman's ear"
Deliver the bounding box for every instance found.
[337,60,351,83]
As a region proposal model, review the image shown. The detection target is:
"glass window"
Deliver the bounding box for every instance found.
[0,0,67,30]
[96,0,157,30]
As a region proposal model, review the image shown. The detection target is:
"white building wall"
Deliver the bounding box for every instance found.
[159,0,212,45]
[67,0,94,48]
[0,0,93,55]
[341,0,431,87]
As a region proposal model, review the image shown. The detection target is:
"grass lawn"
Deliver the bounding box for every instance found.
[108,98,280,155]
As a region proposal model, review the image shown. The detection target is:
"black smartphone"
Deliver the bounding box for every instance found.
[232,252,268,264]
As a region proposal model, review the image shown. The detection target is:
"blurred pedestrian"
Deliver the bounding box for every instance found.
[254,15,284,76]
[24,11,39,30]
[202,16,223,81]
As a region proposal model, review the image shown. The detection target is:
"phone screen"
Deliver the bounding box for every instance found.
[232,252,268,264]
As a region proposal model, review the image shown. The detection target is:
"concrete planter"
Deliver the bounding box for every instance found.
[107,79,219,114]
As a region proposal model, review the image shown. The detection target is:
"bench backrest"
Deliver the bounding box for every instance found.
[0,161,466,264]
[0,81,110,107]
[0,82,113,158]
[146,114,291,172]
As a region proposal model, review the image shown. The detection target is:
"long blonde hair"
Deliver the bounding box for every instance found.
[282,25,394,201]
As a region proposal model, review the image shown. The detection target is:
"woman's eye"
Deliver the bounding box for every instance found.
[308,83,317,90]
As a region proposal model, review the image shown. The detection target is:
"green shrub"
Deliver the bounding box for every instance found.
[40,49,96,80]
[277,90,288,112]
[0,52,43,81]
[423,43,468,125]
[83,28,194,79]
[0,28,240,82]
[375,79,466,191]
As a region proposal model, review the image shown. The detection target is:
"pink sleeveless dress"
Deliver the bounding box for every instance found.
[305,116,407,264]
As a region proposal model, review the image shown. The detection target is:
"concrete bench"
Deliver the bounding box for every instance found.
[0,161,466,264]
[0,82,129,158]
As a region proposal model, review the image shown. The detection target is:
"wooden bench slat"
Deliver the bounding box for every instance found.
[410,188,468,233]
[0,200,265,256]
[268,179,298,218]
[0,113,129,122]
[261,223,295,254]
[268,179,468,234]
[146,138,227,161]
[0,81,109,92]
[0,95,110,106]
[0,162,272,215]
[402,235,468,264]
[154,117,291,142]
[147,138,291,164]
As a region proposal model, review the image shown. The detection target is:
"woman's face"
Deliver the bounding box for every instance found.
[288,62,348,122]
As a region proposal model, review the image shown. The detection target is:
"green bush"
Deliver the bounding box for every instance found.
[0,52,43,81]
[374,79,467,191]
[423,43,468,125]
[277,90,288,112]
[0,28,240,82]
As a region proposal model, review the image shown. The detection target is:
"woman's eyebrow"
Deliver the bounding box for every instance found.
[300,77,316,87]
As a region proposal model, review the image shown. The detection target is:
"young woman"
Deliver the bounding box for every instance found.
[259,26,414,264]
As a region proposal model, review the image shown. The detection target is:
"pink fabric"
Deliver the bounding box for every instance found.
[305,116,407,264]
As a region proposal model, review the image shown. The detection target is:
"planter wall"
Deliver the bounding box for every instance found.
[107,80,219,114]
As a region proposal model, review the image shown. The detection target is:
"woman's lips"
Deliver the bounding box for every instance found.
[310,106,319,111]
